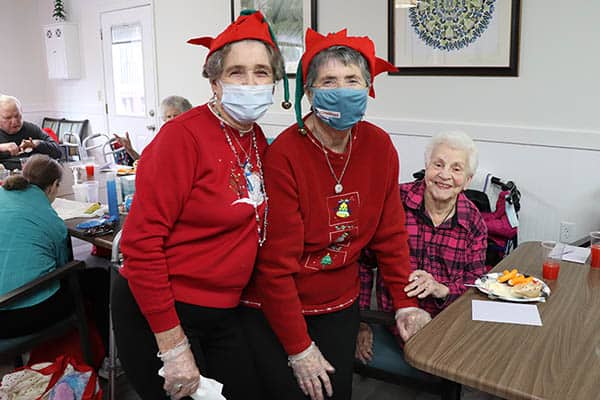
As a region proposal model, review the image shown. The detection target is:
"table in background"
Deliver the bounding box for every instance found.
[404,241,600,400]
[65,216,124,250]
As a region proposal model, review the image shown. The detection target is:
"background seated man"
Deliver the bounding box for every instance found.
[0,95,63,170]
[356,131,488,378]
[112,95,192,162]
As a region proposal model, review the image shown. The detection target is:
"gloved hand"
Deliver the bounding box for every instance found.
[395,307,431,342]
[288,342,335,400]
[159,338,201,399]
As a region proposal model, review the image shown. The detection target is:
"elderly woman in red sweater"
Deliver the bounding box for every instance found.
[112,11,289,400]
[240,28,431,400]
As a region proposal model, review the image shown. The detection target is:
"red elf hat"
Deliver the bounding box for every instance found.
[187,10,276,62]
[187,9,291,109]
[295,28,398,130]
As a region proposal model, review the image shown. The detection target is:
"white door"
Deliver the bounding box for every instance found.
[101,5,158,155]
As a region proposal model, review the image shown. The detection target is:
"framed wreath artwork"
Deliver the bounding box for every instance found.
[231,0,318,76]
[388,0,521,76]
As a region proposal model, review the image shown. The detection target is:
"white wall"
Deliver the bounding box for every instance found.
[258,0,600,243]
[153,0,229,106]
[0,0,47,119]
[2,0,599,242]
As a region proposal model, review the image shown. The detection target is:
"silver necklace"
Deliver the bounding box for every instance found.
[309,127,353,194]
[428,201,456,227]
[220,121,269,246]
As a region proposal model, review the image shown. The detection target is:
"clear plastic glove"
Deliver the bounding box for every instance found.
[355,322,373,364]
[395,307,431,342]
[161,345,201,399]
[404,270,449,299]
[288,342,335,400]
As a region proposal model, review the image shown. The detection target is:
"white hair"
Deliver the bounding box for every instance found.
[0,94,22,112]
[424,131,479,177]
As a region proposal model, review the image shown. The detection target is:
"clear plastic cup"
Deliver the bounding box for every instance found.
[72,183,87,202]
[541,241,562,280]
[84,157,95,179]
[85,181,99,203]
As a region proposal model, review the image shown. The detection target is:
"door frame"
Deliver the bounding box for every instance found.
[99,1,159,147]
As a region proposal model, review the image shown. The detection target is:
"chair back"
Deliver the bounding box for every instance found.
[0,260,93,366]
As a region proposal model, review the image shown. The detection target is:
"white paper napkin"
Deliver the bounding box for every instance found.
[158,367,226,400]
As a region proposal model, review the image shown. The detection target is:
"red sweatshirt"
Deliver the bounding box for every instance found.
[242,119,417,355]
[120,104,267,333]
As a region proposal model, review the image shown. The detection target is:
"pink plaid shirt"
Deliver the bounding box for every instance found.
[359,180,488,320]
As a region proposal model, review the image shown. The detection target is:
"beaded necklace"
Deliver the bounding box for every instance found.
[211,102,268,246]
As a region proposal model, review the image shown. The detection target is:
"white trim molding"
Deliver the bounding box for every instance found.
[260,112,600,152]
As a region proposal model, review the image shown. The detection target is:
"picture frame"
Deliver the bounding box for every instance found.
[231,0,318,76]
[388,0,521,76]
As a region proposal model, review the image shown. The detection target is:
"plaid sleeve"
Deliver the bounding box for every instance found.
[358,253,375,311]
[441,208,488,306]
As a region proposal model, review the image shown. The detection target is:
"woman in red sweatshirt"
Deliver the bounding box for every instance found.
[240,29,432,400]
[111,11,290,400]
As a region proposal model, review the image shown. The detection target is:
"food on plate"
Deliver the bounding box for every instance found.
[512,280,543,298]
[480,270,546,300]
[498,269,517,283]
[117,167,136,175]
[482,280,514,298]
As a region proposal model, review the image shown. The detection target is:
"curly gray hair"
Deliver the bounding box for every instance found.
[425,131,479,177]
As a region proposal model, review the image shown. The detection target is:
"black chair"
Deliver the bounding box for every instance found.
[0,260,93,366]
[42,118,89,161]
[354,309,461,400]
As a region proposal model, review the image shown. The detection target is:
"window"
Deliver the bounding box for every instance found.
[111,24,146,116]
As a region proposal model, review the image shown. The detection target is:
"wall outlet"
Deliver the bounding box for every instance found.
[559,221,576,243]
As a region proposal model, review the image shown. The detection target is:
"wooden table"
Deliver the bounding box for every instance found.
[65,216,123,250]
[404,241,600,400]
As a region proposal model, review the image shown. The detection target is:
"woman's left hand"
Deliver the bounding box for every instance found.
[404,270,449,299]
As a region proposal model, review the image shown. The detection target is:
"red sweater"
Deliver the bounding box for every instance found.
[242,119,416,354]
[120,104,268,333]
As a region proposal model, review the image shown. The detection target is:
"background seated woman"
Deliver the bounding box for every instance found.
[0,155,109,355]
[356,131,488,378]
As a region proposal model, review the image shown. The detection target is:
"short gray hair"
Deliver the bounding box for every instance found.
[160,96,192,114]
[424,131,479,177]
[305,46,371,89]
[0,94,22,112]
[202,39,285,82]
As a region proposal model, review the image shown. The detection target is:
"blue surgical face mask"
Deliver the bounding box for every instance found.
[220,82,274,124]
[310,87,369,131]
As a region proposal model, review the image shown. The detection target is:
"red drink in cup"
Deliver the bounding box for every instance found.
[543,260,560,280]
[85,164,94,178]
[591,244,600,269]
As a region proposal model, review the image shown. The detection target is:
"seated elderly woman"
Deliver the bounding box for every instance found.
[0,154,109,356]
[356,131,488,378]
[112,95,193,162]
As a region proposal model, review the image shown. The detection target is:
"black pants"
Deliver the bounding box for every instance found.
[0,268,110,352]
[239,302,360,400]
[111,273,263,400]
[0,285,73,337]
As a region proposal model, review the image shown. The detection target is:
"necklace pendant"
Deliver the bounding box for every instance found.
[334,183,343,194]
